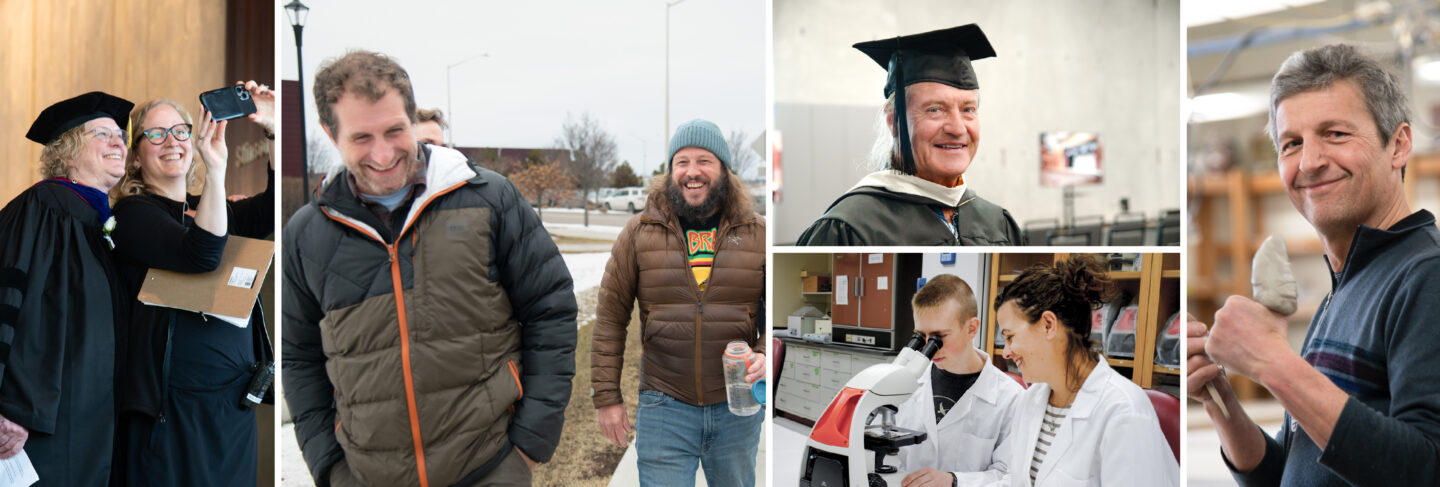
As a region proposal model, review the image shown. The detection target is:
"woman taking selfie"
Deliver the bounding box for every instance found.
[109,81,274,486]
[994,255,1177,486]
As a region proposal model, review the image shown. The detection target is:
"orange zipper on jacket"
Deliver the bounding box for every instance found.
[508,360,524,399]
[319,179,467,487]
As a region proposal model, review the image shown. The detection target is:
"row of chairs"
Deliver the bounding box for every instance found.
[1023,209,1180,246]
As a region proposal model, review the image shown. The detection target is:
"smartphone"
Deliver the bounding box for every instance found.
[199,85,257,122]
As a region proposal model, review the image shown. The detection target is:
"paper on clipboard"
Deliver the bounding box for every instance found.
[0,450,39,487]
[138,236,275,328]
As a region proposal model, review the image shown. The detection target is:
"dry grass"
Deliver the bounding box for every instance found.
[533,287,642,487]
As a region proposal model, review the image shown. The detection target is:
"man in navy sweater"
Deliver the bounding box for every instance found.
[1187,43,1440,486]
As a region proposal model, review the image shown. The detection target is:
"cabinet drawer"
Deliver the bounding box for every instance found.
[796,365,821,383]
[781,360,799,381]
[775,392,792,410]
[794,347,822,366]
[802,383,827,403]
[795,401,816,420]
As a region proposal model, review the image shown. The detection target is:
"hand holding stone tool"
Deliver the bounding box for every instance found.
[1205,235,1299,419]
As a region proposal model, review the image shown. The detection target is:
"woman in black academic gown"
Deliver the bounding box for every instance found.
[0,91,134,486]
[108,82,274,486]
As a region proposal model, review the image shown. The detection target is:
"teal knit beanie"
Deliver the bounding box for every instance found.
[668,119,730,171]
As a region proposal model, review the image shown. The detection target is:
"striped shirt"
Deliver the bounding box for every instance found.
[1030,404,1070,484]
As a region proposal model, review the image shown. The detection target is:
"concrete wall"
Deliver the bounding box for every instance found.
[773,0,1181,243]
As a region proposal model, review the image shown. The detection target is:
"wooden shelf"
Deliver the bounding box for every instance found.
[1109,271,1143,281]
[1188,280,1219,299]
[1188,175,1229,195]
[986,253,1177,389]
[1248,171,1285,194]
[1154,365,1180,375]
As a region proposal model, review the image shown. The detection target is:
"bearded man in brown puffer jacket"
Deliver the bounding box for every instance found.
[591,119,766,487]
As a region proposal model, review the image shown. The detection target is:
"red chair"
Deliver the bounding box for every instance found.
[1145,389,1180,461]
[1004,372,1028,389]
[771,337,784,394]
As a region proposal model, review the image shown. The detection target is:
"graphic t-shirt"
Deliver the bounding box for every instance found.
[931,363,981,423]
[681,213,721,291]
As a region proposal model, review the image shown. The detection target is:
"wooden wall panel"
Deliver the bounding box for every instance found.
[2,0,234,205]
[2,3,273,485]
[0,0,37,204]
[225,0,276,199]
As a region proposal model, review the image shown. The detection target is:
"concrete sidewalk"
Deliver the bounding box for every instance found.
[547,222,623,240]
[547,222,622,253]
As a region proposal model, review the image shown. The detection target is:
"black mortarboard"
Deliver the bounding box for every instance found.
[854,24,995,175]
[854,24,996,97]
[26,91,134,145]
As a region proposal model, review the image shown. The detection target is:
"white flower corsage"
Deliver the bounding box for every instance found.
[103,216,116,250]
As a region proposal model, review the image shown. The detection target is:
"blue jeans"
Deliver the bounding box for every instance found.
[635,389,763,487]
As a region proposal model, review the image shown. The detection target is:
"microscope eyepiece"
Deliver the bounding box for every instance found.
[904,332,925,351]
[920,336,943,358]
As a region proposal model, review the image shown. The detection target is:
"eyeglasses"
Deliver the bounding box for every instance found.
[139,124,193,145]
[84,127,128,143]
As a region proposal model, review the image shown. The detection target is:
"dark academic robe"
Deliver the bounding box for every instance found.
[0,180,121,486]
[797,185,1024,246]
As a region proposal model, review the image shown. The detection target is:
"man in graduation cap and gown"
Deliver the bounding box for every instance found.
[0,91,133,485]
[797,24,1024,246]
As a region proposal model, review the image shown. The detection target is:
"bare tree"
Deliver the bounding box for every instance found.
[307,128,345,176]
[555,112,619,226]
[510,158,576,221]
[726,129,761,181]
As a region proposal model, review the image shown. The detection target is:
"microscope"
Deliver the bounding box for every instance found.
[799,333,941,487]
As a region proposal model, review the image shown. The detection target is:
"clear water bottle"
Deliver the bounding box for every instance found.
[723,341,761,416]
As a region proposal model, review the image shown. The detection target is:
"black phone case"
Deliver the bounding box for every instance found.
[199,85,258,122]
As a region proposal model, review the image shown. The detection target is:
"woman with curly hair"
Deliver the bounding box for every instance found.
[0,91,133,486]
[108,82,274,486]
[994,255,1177,486]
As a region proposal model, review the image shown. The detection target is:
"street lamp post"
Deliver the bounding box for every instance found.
[628,134,651,176]
[285,0,310,203]
[446,53,489,147]
[666,0,688,153]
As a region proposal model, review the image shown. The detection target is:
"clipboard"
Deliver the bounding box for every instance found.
[137,236,275,328]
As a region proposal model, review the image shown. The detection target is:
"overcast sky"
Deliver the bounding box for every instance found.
[280,0,766,176]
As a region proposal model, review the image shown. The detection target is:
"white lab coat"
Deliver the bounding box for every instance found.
[894,352,1025,486]
[1007,359,1178,486]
